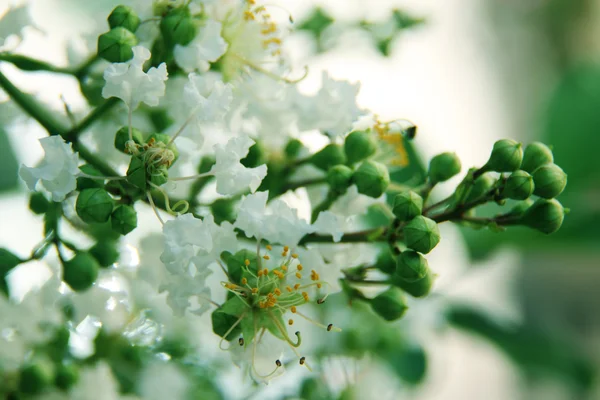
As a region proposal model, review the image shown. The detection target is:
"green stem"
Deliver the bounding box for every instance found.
[284,177,327,193]
[0,70,67,136]
[64,98,120,141]
[0,53,73,74]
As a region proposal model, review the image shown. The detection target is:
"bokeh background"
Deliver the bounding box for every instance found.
[1,0,599,399]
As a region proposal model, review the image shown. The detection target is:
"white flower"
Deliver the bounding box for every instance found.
[70,362,122,400]
[192,214,238,268]
[0,5,33,47]
[235,191,313,246]
[158,270,213,317]
[312,211,351,243]
[296,72,362,137]
[174,19,228,72]
[19,136,80,202]
[139,362,190,400]
[230,331,286,383]
[102,46,168,110]
[210,136,267,195]
[178,73,233,144]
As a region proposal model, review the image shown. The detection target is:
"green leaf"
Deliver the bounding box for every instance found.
[448,305,594,392]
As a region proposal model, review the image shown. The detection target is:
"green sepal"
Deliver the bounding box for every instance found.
[403,216,440,254]
[126,156,147,191]
[108,5,141,33]
[222,250,258,285]
[76,164,104,191]
[97,27,138,63]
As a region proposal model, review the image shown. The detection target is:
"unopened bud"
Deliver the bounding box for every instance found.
[77,164,104,191]
[484,139,523,172]
[29,192,49,215]
[76,189,115,224]
[502,170,534,200]
[532,163,567,199]
[374,249,396,275]
[18,361,54,395]
[108,5,141,33]
[160,7,197,46]
[392,191,423,221]
[327,165,353,193]
[111,205,137,235]
[352,160,390,198]
[115,126,144,153]
[506,199,534,217]
[464,172,496,203]
[344,130,377,164]
[97,27,138,63]
[521,198,565,234]
[370,287,409,321]
[62,252,99,292]
[310,144,346,171]
[54,364,79,390]
[284,139,305,158]
[89,241,119,267]
[428,152,461,184]
[404,216,440,254]
[392,253,433,298]
[521,142,553,173]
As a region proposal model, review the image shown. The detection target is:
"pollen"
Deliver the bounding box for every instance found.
[281,251,288,257]
[241,278,248,285]
[281,265,288,271]
[274,288,282,296]
[262,268,269,275]
[263,255,270,260]
[286,286,293,293]
[295,272,302,279]
[294,283,300,290]
[257,270,264,277]
[225,283,237,290]
[273,270,284,279]
[244,11,255,20]
[302,292,309,301]
[297,264,303,271]
[251,288,258,294]
[288,319,294,325]
[283,246,289,252]
[244,259,250,266]
[266,244,272,251]
[317,283,322,289]
[291,253,298,259]
[291,306,297,313]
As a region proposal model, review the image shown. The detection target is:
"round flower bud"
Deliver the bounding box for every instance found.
[374,249,397,275]
[521,142,553,173]
[392,191,423,221]
[89,241,119,267]
[532,163,567,199]
[54,363,79,390]
[506,199,534,217]
[284,139,305,158]
[111,205,137,235]
[76,189,115,224]
[77,164,104,191]
[428,152,461,184]
[502,170,534,200]
[29,192,49,215]
[404,216,440,254]
[464,172,496,204]
[352,160,390,198]
[521,198,565,234]
[344,130,377,164]
[395,250,428,281]
[327,165,353,193]
[484,139,523,172]
[310,144,346,171]
[97,27,138,63]
[19,361,53,395]
[62,252,99,292]
[108,5,141,33]
[370,287,409,321]
[160,7,197,46]
[114,126,144,153]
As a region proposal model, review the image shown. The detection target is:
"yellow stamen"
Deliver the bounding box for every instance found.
[274,288,282,296]
[244,259,250,266]
[291,253,298,259]
[266,244,272,251]
[286,286,293,293]
[252,288,258,294]
[283,246,289,252]
[302,292,309,301]
[263,255,270,260]
[294,284,300,290]
[288,319,294,325]
[291,306,297,313]
[297,264,303,271]
[241,278,248,285]
[295,272,302,279]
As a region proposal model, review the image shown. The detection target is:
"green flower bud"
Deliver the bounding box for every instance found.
[506,199,534,217]
[19,361,53,395]
[76,189,115,224]
[404,216,440,254]
[79,75,105,106]
[115,126,144,153]
[395,250,428,281]
[55,364,79,390]
[160,8,197,46]
[374,249,396,275]
[484,139,523,172]
[0,248,22,270]
[284,139,305,158]
[392,266,434,298]
[111,205,138,235]
[502,170,534,200]
[327,165,353,193]
[310,144,346,171]
[521,198,565,234]
[344,130,377,164]
[521,142,553,173]
[371,287,409,321]
[62,252,99,292]
[352,160,390,198]
[77,164,104,191]
[108,5,141,33]
[149,165,169,187]
[89,241,120,267]
[532,163,567,199]
[97,27,138,63]
[211,198,237,224]
[428,152,461,183]
[464,172,496,204]
[392,191,423,221]
[126,156,147,190]
[29,192,49,214]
